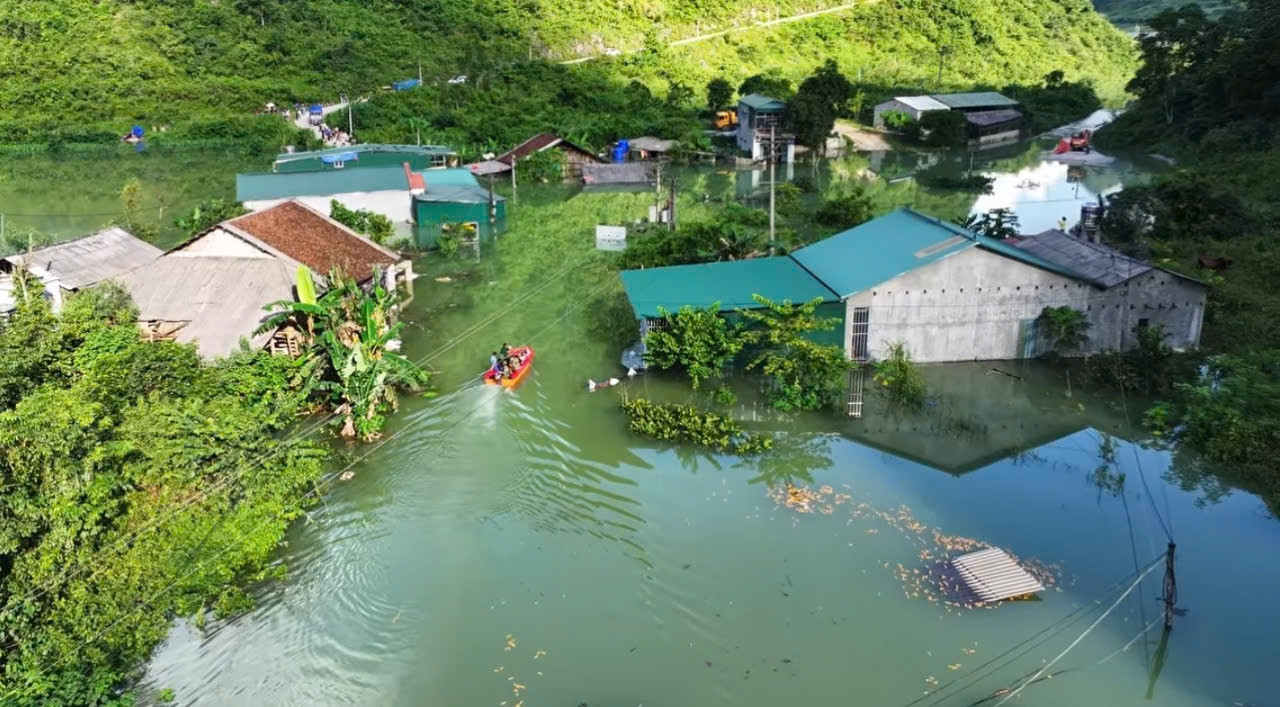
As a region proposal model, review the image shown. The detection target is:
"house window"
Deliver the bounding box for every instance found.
[850,307,870,361]
[333,160,345,169]
[431,155,448,167]
[1137,318,1150,332]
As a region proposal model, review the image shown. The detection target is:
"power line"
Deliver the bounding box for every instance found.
[2,278,613,700]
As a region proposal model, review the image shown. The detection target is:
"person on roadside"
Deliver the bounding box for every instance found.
[1057,216,1068,231]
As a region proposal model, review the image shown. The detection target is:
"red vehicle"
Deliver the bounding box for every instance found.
[1053,129,1093,155]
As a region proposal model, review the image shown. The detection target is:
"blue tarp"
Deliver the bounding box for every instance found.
[320,152,359,164]
[131,125,144,138]
[393,78,421,91]
[612,139,629,163]
[309,104,323,114]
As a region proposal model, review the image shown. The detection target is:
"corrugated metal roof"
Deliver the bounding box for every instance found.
[414,184,502,204]
[424,168,485,187]
[5,227,161,290]
[627,136,678,152]
[272,143,455,165]
[237,168,410,201]
[582,163,656,185]
[619,257,838,319]
[892,95,951,111]
[497,133,601,165]
[951,547,1045,602]
[739,93,786,111]
[929,92,1019,109]
[1011,229,1157,288]
[790,208,1084,298]
[120,255,295,358]
[965,109,1024,127]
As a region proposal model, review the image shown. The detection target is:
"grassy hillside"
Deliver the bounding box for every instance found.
[0,0,1135,145]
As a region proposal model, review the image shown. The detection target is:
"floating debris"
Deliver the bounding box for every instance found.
[505,634,517,652]
[533,650,546,659]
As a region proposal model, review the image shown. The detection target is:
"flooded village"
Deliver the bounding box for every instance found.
[1,80,1276,707]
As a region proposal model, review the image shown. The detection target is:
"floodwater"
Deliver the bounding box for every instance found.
[5,140,1272,706]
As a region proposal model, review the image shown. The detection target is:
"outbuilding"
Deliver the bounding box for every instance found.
[1,227,161,314]
[496,133,603,180]
[736,94,796,163]
[872,95,950,128]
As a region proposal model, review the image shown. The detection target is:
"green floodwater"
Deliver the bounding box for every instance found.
[5,129,1277,706]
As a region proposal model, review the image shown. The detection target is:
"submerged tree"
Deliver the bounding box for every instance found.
[259,267,430,440]
[329,200,395,244]
[644,304,744,389]
[872,341,927,410]
[740,295,850,411]
[957,208,1021,240]
[174,199,248,237]
[1038,306,1091,354]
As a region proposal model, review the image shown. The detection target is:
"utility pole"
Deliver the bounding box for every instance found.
[935,47,950,91]
[1163,541,1177,629]
[768,124,776,247]
[418,61,423,83]
[511,159,517,205]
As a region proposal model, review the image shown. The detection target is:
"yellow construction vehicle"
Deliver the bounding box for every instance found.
[713,110,739,130]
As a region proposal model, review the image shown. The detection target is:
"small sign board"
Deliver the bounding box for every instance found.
[595,225,627,251]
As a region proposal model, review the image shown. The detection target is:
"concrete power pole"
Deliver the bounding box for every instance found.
[768,125,776,248]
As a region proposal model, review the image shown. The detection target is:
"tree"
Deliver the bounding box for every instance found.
[738,74,793,100]
[815,185,874,228]
[740,295,850,411]
[329,200,395,244]
[706,77,733,112]
[789,60,853,155]
[872,341,927,409]
[643,304,744,388]
[918,109,967,146]
[957,208,1020,240]
[666,81,694,107]
[174,199,248,237]
[259,267,430,440]
[1037,306,1090,354]
[1044,69,1066,88]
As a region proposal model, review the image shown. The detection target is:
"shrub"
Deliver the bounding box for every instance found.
[644,305,744,389]
[620,397,771,454]
[872,342,927,409]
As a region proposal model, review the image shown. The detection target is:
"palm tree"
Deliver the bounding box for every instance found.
[259,267,430,440]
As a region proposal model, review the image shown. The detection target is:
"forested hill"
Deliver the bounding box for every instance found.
[0,0,1134,144]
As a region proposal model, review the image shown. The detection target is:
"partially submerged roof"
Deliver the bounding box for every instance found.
[5,227,161,290]
[226,201,399,282]
[120,256,295,358]
[790,208,1082,298]
[582,162,656,185]
[890,95,950,111]
[739,93,786,111]
[627,136,679,153]
[929,92,1019,109]
[1010,229,1203,289]
[424,167,487,188]
[272,143,455,167]
[237,167,412,201]
[951,547,1045,603]
[497,133,602,165]
[965,109,1024,127]
[619,257,838,319]
[415,183,502,204]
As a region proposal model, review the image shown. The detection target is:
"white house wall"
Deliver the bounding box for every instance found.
[176,228,272,258]
[842,247,1206,363]
[244,191,414,237]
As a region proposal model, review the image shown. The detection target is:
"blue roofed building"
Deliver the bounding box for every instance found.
[620,208,1206,363]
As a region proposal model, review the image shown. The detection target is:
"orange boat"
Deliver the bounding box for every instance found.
[483,346,535,388]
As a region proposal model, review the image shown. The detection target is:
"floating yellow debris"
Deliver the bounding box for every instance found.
[533,650,547,659]
[505,634,517,651]
[948,663,962,671]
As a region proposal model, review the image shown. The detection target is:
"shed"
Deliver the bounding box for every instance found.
[872,96,950,127]
[929,92,1020,111]
[736,94,794,163]
[964,109,1024,143]
[271,144,457,172]
[950,547,1045,603]
[497,133,603,179]
[227,201,401,283]
[412,168,507,249]
[237,166,422,239]
[1,227,161,313]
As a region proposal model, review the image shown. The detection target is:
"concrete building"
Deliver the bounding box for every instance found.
[736,94,795,163]
[121,200,411,358]
[619,208,1207,364]
[1,227,161,315]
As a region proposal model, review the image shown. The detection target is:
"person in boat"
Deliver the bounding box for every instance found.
[489,351,500,376]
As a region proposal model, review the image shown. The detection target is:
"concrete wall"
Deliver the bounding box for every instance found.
[244,191,414,238]
[177,228,273,258]
[840,247,1207,363]
[872,100,944,128]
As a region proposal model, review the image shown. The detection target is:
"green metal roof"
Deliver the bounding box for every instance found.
[423,168,485,187]
[272,143,455,165]
[739,93,786,112]
[619,257,837,319]
[790,208,1084,298]
[236,167,412,201]
[415,184,501,204]
[929,92,1019,109]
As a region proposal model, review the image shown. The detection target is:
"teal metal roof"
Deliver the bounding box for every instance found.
[424,168,485,187]
[929,92,1019,109]
[739,93,786,111]
[790,208,1085,298]
[415,184,501,204]
[619,257,837,319]
[272,143,455,165]
[236,167,412,201]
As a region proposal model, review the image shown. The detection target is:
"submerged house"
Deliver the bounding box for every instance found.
[496,133,604,180]
[736,94,796,163]
[271,144,457,172]
[1,227,161,315]
[120,200,411,358]
[873,92,1023,143]
[581,162,658,188]
[620,208,1206,364]
[414,167,506,248]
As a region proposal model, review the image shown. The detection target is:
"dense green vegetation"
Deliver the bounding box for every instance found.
[1091,0,1280,510]
[0,283,326,704]
[644,305,744,390]
[1,0,1135,150]
[619,397,772,454]
[872,342,928,409]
